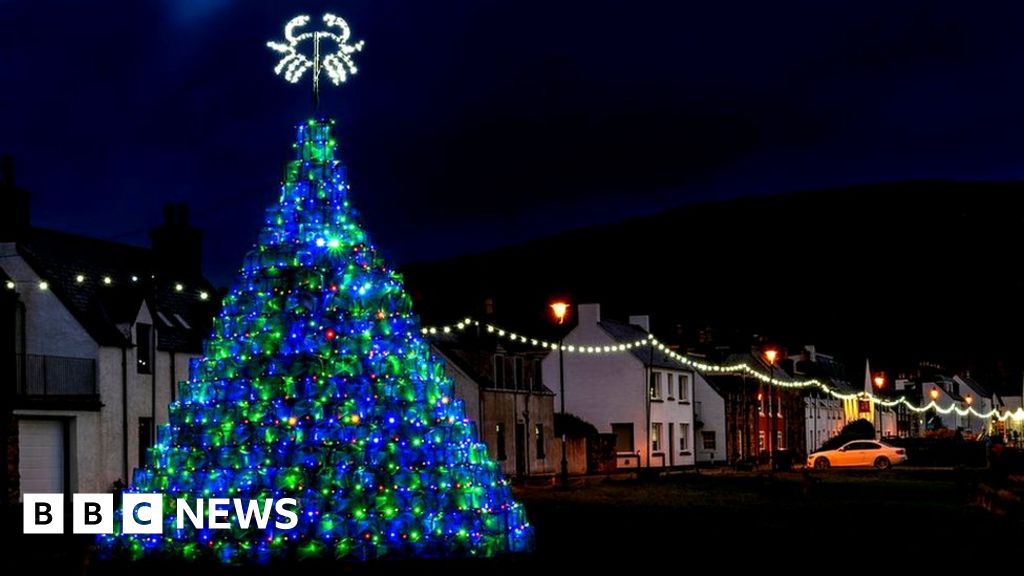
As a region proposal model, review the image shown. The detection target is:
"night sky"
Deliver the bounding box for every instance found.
[4,1,1024,286]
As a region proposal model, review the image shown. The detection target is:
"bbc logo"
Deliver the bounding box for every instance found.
[23,493,163,534]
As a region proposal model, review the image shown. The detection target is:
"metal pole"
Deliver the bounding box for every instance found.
[768,363,774,471]
[559,340,568,489]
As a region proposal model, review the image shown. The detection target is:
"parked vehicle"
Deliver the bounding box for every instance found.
[807,440,907,470]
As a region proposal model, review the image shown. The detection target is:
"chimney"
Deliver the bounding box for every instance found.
[151,203,203,280]
[0,156,31,241]
[804,344,817,362]
[578,303,601,326]
[628,314,650,332]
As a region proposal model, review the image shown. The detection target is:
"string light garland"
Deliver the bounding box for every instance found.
[96,118,532,563]
[422,317,1024,422]
[3,274,211,302]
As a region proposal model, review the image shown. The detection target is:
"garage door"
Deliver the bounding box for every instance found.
[19,420,64,498]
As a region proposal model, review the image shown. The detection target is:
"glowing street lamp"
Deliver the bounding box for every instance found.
[929,388,940,401]
[965,395,974,431]
[764,349,778,470]
[873,374,885,439]
[550,302,570,488]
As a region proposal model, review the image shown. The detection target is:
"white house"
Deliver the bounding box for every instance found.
[691,370,727,464]
[2,189,215,500]
[895,373,994,437]
[789,346,854,450]
[540,303,695,469]
[429,333,559,479]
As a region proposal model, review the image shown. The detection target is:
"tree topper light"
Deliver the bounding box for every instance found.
[267,13,365,107]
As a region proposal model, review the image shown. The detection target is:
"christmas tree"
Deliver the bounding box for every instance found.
[97,118,533,563]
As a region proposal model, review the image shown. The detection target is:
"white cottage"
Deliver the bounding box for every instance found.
[2,190,215,500]
[541,303,695,469]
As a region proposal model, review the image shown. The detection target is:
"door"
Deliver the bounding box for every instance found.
[514,423,526,477]
[18,419,65,498]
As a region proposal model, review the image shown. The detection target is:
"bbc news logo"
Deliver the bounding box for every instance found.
[23,494,299,534]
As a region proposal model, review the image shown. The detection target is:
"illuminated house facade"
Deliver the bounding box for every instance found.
[1,170,214,502]
[430,332,558,479]
[540,303,696,469]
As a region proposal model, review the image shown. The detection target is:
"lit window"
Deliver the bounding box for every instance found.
[649,372,662,400]
[651,422,663,452]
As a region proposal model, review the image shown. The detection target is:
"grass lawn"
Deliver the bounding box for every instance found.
[15,468,1023,574]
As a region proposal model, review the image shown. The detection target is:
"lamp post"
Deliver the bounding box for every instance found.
[873,375,885,439]
[550,302,569,489]
[764,349,778,470]
[929,387,940,431]
[965,394,973,433]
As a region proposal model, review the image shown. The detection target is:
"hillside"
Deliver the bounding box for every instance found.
[402,181,1024,392]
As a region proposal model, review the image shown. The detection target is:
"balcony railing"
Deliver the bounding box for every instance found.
[15,354,97,396]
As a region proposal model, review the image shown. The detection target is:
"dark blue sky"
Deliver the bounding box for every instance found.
[4,1,1024,285]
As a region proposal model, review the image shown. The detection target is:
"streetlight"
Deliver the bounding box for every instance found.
[550,302,569,489]
[764,349,777,470]
[873,374,885,439]
[928,387,940,431]
[965,395,973,433]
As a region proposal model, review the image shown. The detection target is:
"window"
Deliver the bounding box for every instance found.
[649,371,662,400]
[678,373,690,401]
[679,423,689,452]
[612,423,634,453]
[777,431,783,449]
[666,373,675,399]
[138,417,154,465]
[172,313,191,330]
[758,431,765,451]
[496,424,507,461]
[513,357,524,390]
[535,424,545,459]
[531,360,543,391]
[136,323,154,374]
[651,422,663,452]
[847,442,879,451]
[493,354,505,388]
[702,431,717,451]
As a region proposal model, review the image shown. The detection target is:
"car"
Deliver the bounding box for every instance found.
[806,440,907,470]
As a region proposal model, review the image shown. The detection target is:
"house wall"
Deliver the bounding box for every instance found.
[692,372,726,464]
[441,355,481,427]
[0,246,97,359]
[542,312,647,466]
[480,390,558,477]
[805,396,845,451]
[540,304,695,468]
[11,299,200,496]
[439,348,557,477]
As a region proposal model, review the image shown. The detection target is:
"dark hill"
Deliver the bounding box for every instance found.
[402,181,1024,392]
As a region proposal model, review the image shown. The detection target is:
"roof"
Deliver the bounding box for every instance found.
[598,319,689,371]
[722,351,797,383]
[13,227,217,352]
[430,331,555,395]
[956,374,991,398]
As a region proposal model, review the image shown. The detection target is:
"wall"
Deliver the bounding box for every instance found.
[480,389,557,477]
[692,372,726,463]
[540,307,649,465]
[539,304,696,468]
[805,396,845,451]
[0,247,97,359]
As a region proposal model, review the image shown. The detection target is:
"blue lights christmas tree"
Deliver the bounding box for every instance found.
[98,118,533,563]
